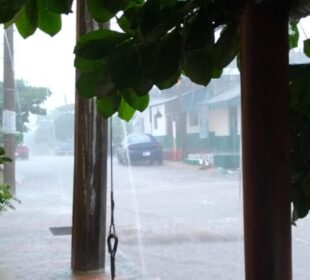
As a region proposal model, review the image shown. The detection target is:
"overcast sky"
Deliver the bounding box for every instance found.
[0,11,76,111]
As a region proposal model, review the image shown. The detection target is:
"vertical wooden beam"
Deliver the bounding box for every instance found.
[240,2,292,280]
[71,0,108,272]
[3,26,16,193]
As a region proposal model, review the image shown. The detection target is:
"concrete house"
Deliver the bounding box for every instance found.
[134,69,241,168]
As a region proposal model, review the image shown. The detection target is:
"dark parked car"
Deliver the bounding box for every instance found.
[15,145,29,160]
[116,133,163,165]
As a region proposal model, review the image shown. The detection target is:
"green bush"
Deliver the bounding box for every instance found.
[0,147,19,214]
[0,184,18,213]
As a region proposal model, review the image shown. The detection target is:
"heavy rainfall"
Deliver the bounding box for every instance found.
[0,6,310,280]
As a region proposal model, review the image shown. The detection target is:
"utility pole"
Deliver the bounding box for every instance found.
[71,0,108,273]
[3,26,16,193]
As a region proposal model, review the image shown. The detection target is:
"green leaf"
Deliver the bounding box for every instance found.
[158,0,176,6]
[183,49,214,86]
[0,0,26,23]
[289,20,299,49]
[214,22,239,70]
[139,0,161,42]
[212,68,223,79]
[151,29,182,88]
[15,0,38,38]
[185,8,214,52]
[97,94,121,119]
[44,0,73,14]
[77,67,117,99]
[289,63,310,80]
[4,6,23,28]
[74,57,106,73]
[75,29,130,60]
[117,6,141,35]
[108,41,138,89]
[291,185,310,222]
[87,0,114,23]
[303,39,310,58]
[37,0,61,36]
[118,97,135,121]
[131,46,154,95]
[131,73,153,95]
[87,0,130,22]
[300,125,310,161]
[0,156,12,163]
[0,147,5,156]
[289,65,310,113]
[303,172,310,197]
[156,70,180,90]
[121,88,149,112]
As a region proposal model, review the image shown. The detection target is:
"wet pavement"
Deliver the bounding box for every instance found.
[0,156,146,280]
[5,156,310,279]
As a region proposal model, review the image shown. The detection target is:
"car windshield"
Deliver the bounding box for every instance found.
[127,134,152,144]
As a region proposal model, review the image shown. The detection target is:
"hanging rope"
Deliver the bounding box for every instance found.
[107,118,118,280]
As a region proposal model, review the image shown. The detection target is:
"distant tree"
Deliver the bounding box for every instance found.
[33,104,74,154]
[0,80,51,144]
[51,104,74,143]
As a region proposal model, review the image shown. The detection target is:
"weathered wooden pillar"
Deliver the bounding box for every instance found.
[3,26,16,193]
[240,2,292,280]
[71,0,108,272]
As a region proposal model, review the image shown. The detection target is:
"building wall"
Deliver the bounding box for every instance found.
[186,111,200,134]
[140,104,166,136]
[141,109,152,134]
[208,108,230,136]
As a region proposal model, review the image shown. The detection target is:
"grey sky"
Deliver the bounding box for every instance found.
[0,12,76,111]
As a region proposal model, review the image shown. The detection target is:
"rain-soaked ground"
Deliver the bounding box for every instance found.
[0,156,143,280]
[0,156,310,279]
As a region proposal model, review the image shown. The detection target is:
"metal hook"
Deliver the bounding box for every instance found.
[107,233,118,255]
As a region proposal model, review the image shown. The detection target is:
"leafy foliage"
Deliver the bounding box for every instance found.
[0,184,17,213]
[74,0,246,120]
[289,20,299,49]
[289,63,310,223]
[0,147,12,164]
[0,147,19,214]
[0,0,246,119]
[2,0,74,37]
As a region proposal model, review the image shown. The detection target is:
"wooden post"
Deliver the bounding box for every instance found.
[3,26,16,193]
[240,2,292,280]
[71,0,108,272]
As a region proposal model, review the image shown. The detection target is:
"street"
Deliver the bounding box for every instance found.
[12,156,310,279]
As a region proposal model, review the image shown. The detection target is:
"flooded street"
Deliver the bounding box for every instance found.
[112,160,244,279]
[13,156,244,279]
[0,156,306,279]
